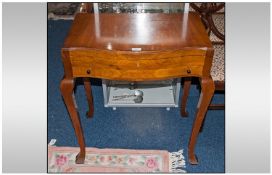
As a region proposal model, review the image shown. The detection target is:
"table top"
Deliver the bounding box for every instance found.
[63,12,212,51]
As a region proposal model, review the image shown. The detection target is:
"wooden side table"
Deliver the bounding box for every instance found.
[60,12,215,165]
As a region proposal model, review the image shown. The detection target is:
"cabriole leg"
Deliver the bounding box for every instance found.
[181,77,192,117]
[60,78,86,164]
[83,77,94,118]
[188,77,215,164]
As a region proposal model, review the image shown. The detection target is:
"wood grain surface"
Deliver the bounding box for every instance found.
[63,12,212,51]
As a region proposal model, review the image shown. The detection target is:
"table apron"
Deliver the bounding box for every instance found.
[67,49,206,81]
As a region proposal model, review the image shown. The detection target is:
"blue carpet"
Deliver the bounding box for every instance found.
[48,20,225,173]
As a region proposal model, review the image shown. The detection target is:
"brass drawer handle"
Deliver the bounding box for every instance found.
[86,69,91,74]
[187,69,191,74]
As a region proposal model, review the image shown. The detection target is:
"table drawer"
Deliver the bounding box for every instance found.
[68,49,206,81]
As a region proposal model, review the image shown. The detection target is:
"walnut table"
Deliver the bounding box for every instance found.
[60,12,215,165]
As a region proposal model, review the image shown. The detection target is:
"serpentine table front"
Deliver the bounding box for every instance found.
[60,12,215,165]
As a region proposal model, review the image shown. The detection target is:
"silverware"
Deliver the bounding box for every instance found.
[112,90,144,103]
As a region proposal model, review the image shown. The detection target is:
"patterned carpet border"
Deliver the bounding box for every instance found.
[48,145,186,173]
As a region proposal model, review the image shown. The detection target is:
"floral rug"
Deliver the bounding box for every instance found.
[48,145,186,173]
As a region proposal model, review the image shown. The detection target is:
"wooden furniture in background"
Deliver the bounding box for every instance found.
[60,12,215,165]
[190,3,225,44]
[181,3,225,118]
[79,2,93,13]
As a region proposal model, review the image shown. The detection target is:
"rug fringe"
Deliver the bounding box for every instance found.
[169,150,186,173]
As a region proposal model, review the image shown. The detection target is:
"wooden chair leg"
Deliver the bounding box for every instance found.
[180,77,192,117]
[83,77,94,118]
[208,104,225,110]
[60,78,86,164]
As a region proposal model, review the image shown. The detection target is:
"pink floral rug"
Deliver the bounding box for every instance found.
[48,145,186,173]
